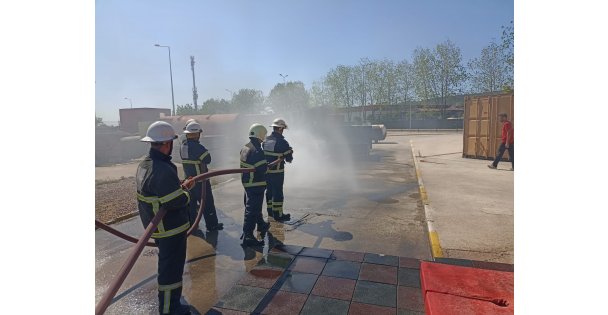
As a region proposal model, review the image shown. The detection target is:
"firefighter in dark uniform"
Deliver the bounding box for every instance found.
[180,121,223,231]
[263,118,293,222]
[240,123,271,246]
[136,121,194,315]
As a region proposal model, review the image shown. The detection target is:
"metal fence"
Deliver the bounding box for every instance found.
[380,119,464,130]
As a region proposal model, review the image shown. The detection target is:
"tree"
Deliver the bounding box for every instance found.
[231,89,265,114]
[200,98,232,114]
[396,59,415,104]
[309,79,332,107]
[95,116,105,127]
[412,47,439,106]
[396,59,415,121]
[432,40,467,119]
[176,104,203,115]
[266,81,310,113]
[325,65,356,109]
[501,21,514,90]
[468,41,508,93]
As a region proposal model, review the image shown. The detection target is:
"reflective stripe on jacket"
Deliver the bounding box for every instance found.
[240,138,268,188]
[180,139,211,176]
[136,148,191,239]
[263,131,293,174]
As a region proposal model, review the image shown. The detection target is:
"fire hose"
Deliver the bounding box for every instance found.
[95,159,282,315]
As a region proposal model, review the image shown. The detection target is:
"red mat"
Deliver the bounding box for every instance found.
[420,261,514,314]
[426,291,513,315]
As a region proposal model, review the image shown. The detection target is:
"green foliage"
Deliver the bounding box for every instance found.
[501,21,514,88]
[200,99,232,114]
[468,41,507,93]
[177,99,233,115]
[231,89,265,114]
[96,116,105,127]
[267,81,310,113]
[176,103,204,115]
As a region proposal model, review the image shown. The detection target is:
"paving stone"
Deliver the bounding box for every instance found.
[399,257,421,269]
[277,271,318,294]
[359,263,398,285]
[271,244,303,256]
[300,295,350,315]
[352,280,397,308]
[434,257,473,267]
[299,247,333,259]
[471,260,514,272]
[237,268,283,289]
[397,286,424,312]
[259,290,308,315]
[311,275,356,301]
[255,252,293,270]
[398,268,421,288]
[331,249,365,262]
[348,302,397,315]
[397,309,424,315]
[288,256,327,274]
[322,260,361,279]
[206,307,248,315]
[214,285,268,313]
[364,253,399,266]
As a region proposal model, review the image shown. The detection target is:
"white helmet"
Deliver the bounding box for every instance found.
[183,119,197,130]
[270,118,288,129]
[249,123,267,141]
[140,121,178,142]
[183,121,202,134]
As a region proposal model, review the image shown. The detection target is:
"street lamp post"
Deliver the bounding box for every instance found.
[124,97,133,109]
[154,44,175,116]
[279,73,288,84]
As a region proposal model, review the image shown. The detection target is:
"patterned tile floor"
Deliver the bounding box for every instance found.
[207,245,514,315]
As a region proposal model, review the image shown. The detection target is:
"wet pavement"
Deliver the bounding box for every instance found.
[95,132,432,314]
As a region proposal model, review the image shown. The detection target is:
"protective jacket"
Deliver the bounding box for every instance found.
[180,138,211,176]
[262,131,293,174]
[136,148,191,239]
[240,138,268,188]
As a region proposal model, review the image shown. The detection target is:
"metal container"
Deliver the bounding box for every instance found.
[119,108,171,134]
[371,124,387,142]
[462,93,514,160]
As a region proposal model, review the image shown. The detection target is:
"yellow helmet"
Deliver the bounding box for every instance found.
[248,123,267,141]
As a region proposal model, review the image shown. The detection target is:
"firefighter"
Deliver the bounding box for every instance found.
[180,121,224,231]
[178,119,197,148]
[136,121,194,315]
[240,123,271,246]
[263,118,293,222]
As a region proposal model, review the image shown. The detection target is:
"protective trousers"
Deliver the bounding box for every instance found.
[188,180,219,229]
[243,186,266,235]
[155,232,187,314]
[266,173,285,216]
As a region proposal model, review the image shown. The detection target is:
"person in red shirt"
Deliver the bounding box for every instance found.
[488,113,514,170]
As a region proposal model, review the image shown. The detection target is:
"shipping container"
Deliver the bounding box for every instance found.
[462,93,514,160]
[119,108,171,134]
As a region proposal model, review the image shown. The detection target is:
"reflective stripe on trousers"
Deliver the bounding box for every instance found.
[159,281,182,314]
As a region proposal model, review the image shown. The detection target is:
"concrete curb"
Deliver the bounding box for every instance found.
[410,140,444,259]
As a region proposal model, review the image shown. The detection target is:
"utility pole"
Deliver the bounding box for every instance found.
[154,44,175,116]
[190,56,198,110]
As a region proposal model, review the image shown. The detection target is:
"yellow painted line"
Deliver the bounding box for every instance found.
[410,140,444,259]
[429,231,444,258]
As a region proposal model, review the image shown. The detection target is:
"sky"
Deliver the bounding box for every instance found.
[95,0,513,122]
